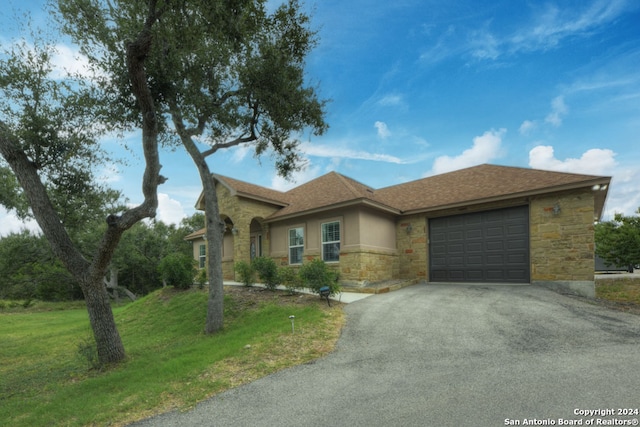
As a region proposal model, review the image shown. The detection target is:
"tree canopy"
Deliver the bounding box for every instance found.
[56,0,328,334]
[595,208,640,272]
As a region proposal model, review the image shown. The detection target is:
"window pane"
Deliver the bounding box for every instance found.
[289,227,304,264]
[323,242,340,262]
[322,222,340,242]
[199,244,206,256]
[289,228,303,246]
[290,246,303,265]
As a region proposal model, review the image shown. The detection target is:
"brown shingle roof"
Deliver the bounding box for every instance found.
[267,171,397,219]
[184,227,205,240]
[376,164,609,213]
[213,174,290,206]
[204,164,610,221]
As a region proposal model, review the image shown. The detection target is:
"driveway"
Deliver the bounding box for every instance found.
[132,284,640,427]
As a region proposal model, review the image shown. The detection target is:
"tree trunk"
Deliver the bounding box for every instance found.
[203,173,226,334]
[83,278,126,364]
[174,132,226,333]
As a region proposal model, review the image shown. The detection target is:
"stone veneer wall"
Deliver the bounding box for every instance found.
[215,183,280,281]
[396,215,428,281]
[529,189,596,297]
[338,249,398,284]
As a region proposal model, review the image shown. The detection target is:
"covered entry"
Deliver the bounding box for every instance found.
[429,205,530,283]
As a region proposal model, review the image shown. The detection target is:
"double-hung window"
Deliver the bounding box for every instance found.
[199,244,206,269]
[321,221,340,262]
[289,227,304,264]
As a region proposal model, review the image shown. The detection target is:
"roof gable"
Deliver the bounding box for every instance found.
[267,172,395,219]
[213,174,290,207]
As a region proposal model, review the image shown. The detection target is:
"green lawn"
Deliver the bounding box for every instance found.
[0,287,344,426]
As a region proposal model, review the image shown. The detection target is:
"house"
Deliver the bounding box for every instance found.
[185,164,611,298]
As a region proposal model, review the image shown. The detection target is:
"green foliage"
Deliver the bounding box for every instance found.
[158,253,196,290]
[595,208,640,271]
[234,261,255,287]
[251,256,279,291]
[76,337,101,371]
[298,259,340,296]
[278,266,303,295]
[0,231,81,301]
[196,269,207,290]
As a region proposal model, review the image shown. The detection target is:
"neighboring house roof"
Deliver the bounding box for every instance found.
[200,164,611,222]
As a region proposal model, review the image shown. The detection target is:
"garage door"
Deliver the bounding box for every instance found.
[429,205,530,283]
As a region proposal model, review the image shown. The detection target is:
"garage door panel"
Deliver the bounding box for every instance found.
[429,206,530,283]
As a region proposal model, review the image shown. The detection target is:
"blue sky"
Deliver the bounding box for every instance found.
[1,0,639,235]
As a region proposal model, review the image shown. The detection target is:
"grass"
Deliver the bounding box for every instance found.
[595,277,640,305]
[0,287,344,426]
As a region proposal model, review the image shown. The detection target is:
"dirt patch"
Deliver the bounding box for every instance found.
[223,285,339,309]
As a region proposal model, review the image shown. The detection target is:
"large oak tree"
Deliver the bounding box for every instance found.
[57,0,328,333]
[0,27,164,364]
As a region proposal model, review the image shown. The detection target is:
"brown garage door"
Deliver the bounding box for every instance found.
[429,206,530,283]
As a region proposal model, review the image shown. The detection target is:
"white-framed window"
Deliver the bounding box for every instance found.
[289,227,304,264]
[199,244,206,269]
[321,221,340,262]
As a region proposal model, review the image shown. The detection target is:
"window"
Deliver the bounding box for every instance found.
[289,227,304,264]
[322,221,340,262]
[199,244,206,269]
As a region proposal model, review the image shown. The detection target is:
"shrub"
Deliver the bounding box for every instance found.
[196,269,207,289]
[298,259,341,296]
[251,257,279,291]
[277,266,303,295]
[234,261,255,287]
[76,337,101,371]
[158,253,196,289]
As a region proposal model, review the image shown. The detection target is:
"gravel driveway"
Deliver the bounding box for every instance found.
[131,284,640,427]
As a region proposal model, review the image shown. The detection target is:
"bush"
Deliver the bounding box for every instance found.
[251,257,279,291]
[277,266,303,295]
[234,261,255,287]
[196,269,207,289]
[298,259,341,296]
[157,253,196,289]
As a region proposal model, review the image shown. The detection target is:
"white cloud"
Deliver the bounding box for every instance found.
[545,95,568,127]
[231,144,252,163]
[376,94,404,108]
[155,193,186,225]
[528,145,617,175]
[519,120,537,135]
[299,141,405,164]
[50,43,95,80]
[374,121,391,139]
[429,128,506,175]
[270,161,321,191]
[470,30,500,60]
[0,207,40,236]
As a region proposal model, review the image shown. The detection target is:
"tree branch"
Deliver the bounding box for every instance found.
[0,121,90,279]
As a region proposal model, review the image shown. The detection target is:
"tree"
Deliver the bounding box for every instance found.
[0,23,165,363]
[595,208,640,272]
[57,0,328,334]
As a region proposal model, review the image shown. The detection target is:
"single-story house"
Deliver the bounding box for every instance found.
[185,164,611,298]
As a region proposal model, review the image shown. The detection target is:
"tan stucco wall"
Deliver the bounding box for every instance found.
[267,206,398,283]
